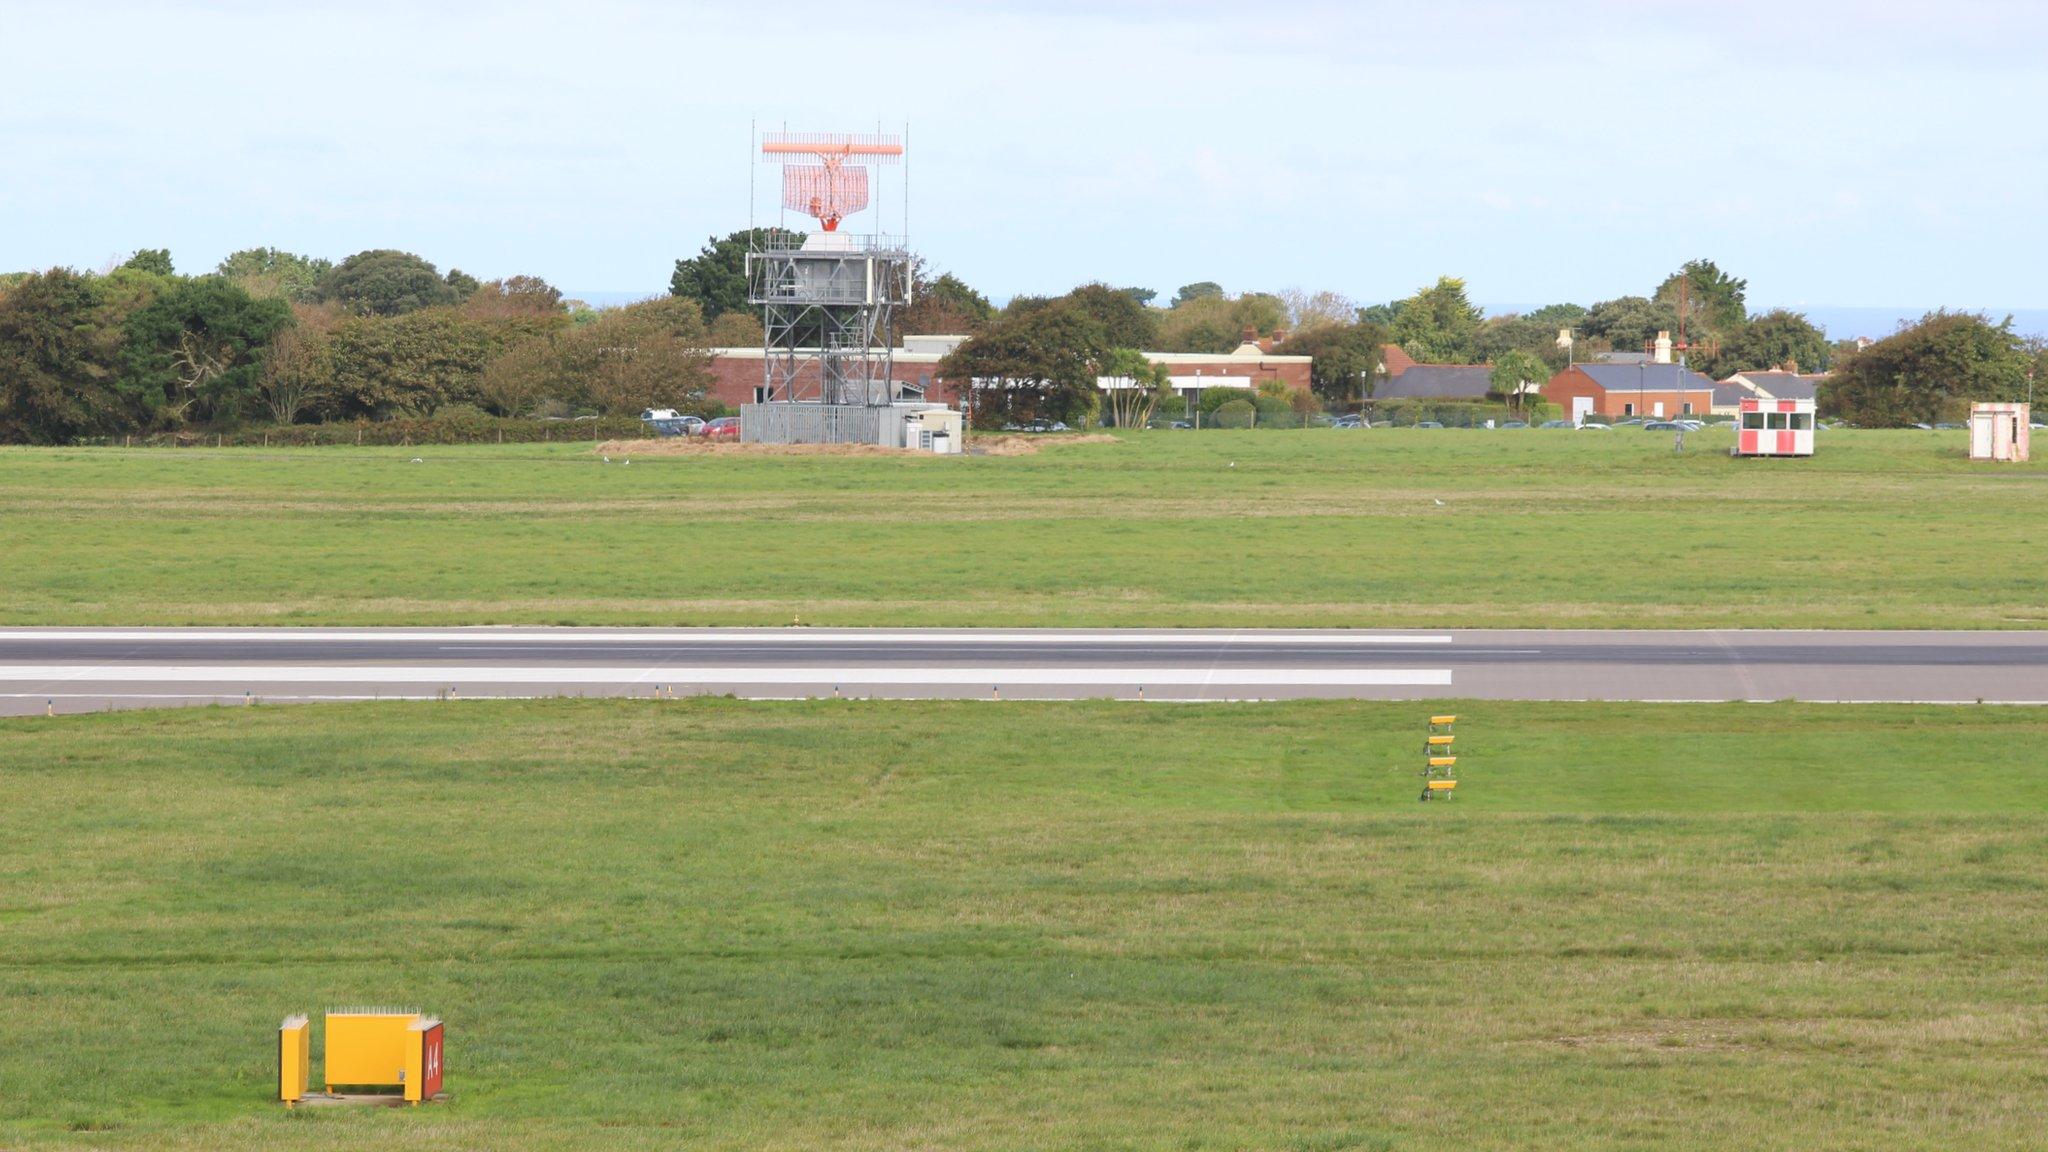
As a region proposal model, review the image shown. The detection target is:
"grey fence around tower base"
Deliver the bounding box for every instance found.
[741,403,892,446]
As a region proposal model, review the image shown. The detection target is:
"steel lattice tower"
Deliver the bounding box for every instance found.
[747,131,913,408]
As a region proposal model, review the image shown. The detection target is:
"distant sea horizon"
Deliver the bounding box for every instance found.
[568,290,2048,342]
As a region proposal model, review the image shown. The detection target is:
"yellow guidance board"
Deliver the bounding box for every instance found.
[324,1009,420,1092]
[278,1016,309,1105]
[1422,716,1459,801]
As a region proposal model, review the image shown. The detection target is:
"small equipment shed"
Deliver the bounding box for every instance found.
[1734,397,1816,457]
[1969,402,2031,462]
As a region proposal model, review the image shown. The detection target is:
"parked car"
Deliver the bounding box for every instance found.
[639,408,705,437]
[1643,421,1685,431]
[1331,414,1363,429]
[1576,422,1611,431]
[1934,422,1964,430]
[1169,420,1192,430]
[703,416,741,441]
[1498,421,1529,429]
[1415,421,1444,429]
[1538,419,1572,429]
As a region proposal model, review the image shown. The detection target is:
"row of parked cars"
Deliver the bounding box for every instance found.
[639,409,739,440]
[1328,415,1715,431]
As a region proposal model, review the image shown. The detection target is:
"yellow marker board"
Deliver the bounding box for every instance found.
[1428,756,1457,768]
[325,1010,419,1090]
[1430,715,1457,726]
[1427,780,1458,791]
[278,1016,309,1104]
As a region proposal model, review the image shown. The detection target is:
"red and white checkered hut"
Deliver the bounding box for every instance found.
[1734,397,1816,457]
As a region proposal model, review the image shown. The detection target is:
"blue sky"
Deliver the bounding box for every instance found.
[4,1,2045,330]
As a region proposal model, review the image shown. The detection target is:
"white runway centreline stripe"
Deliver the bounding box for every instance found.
[0,665,1454,687]
[0,630,1454,646]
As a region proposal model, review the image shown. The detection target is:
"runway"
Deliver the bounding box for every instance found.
[2,628,2046,714]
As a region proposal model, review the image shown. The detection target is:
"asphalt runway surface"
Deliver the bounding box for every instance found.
[3,628,2047,714]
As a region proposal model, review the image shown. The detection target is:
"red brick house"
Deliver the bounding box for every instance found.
[1544,363,1718,422]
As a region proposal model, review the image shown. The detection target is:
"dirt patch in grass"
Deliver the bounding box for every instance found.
[969,433,1120,456]
[593,433,1119,458]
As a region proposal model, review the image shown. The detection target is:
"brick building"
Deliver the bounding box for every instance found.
[701,334,1310,411]
[1544,363,1718,422]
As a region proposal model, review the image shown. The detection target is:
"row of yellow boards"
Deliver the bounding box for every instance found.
[280,1010,444,1105]
[1423,714,1458,800]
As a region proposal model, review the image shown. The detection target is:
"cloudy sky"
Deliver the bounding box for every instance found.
[4,1,2045,319]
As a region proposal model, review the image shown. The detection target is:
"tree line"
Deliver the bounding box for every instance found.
[0,248,743,445]
[7,239,2040,443]
[673,241,2037,428]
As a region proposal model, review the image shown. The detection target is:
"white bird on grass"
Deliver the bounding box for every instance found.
[1433,499,1444,506]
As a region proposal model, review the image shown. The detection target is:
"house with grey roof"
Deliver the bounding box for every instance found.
[1715,370,1825,415]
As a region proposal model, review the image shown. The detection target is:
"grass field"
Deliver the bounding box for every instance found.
[4,697,2046,1149]
[2,428,2044,629]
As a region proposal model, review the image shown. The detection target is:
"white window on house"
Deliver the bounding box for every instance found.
[1653,401,1666,418]
[1742,411,1767,430]
[754,386,768,404]
[1682,402,1694,415]
[1767,412,1790,430]
[1623,402,1635,416]
[1790,412,1813,430]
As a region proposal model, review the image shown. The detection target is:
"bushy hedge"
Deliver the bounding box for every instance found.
[1209,399,1256,429]
[86,412,650,447]
[1366,399,1554,427]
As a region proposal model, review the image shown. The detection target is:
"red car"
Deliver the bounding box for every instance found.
[704,417,741,442]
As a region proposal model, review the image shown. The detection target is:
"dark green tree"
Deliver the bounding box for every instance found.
[444,268,482,299]
[1276,321,1392,403]
[1388,276,1484,363]
[669,228,801,321]
[1171,281,1224,307]
[120,276,293,425]
[938,302,1108,426]
[899,268,994,333]
[328,309,504,416]
[319,250,465,316]
[120,249,175,276]
[1060,282,1159,349]
[1525,302,1588,327]
[0,269,127,443]
[1722,309,1831,374]
[1581,295,1680,354]
[216,248,331,302]
[1825,311,2030,426]
[1656,259,1747,336]
[1470,314,1569,370]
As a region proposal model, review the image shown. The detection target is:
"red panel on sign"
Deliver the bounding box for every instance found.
[420,1023,444,1099]
[1739,430,1758,454]
[1777,430,1795,454]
